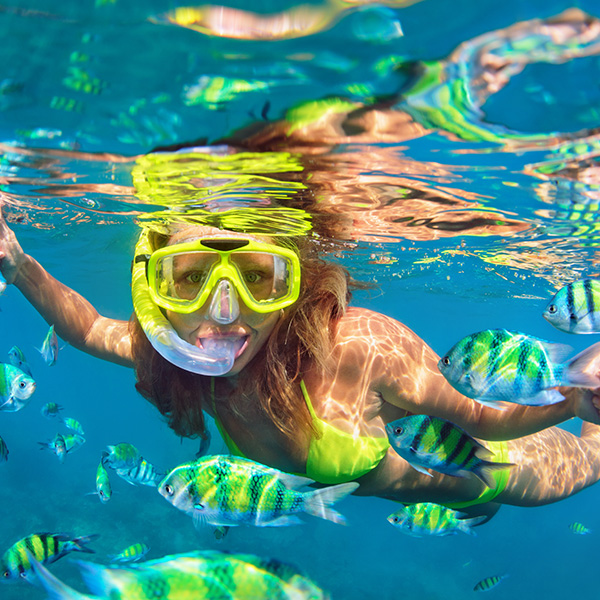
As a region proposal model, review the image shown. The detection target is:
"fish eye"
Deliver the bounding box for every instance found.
[19,381,26,388]
[392,516,400,523]
[441,356,450,366]
[547,304,557,314]
[3,571,9,578]
[393,426,403,436]
[164,484,174,496]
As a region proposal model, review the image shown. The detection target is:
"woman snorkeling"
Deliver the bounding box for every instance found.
[2,203,600,522]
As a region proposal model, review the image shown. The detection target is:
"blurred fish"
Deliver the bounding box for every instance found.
[50,95,84,112]
[62,67,107,95]
[116,458,164,487]
[387,502,486,537]
[39,432,85,462]
[158,454,358,528]
[214,525,230,540]
[94,460,112,503]
[41,402,63,419]
[29,549,328,599]
[385,415,514,486]
[0,435,8,462]
[473,574,509,592]
[183,75,270,109]
[438,329,600,408]
[544,279,600,334]
[101,443,142,471]
[8,346,32,377]
[61,417,85,436]
[0,363,36,412]
[0,532,98,582]
[38,324,59,366]
[569,521,591,535]
[0,271,6,295]
[107,542,150,564]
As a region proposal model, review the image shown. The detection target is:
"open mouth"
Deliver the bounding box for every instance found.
[197,335,249,359]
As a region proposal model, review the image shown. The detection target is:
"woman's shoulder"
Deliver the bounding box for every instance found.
[334,307,417,346]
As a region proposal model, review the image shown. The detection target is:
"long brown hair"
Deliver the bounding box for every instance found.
[130,231,354,440]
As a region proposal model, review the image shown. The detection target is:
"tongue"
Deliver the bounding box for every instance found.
[202,337,242,362]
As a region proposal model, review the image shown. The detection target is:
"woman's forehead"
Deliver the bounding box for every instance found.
[167,226,262,245]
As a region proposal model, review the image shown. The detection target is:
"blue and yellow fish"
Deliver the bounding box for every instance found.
[387,502,486,537]
[438,329,600,408]
[158,454,358,528]
[0,363,36,412]
[544,279,600,334]
[38,324,59,366]
[61,417,85,436]
[569,521,591,535]
[101,443,143,471]
[8,346,32,377]
[41,402,63,419]
[29,549,328,599]
[39,433,85,462]
[385,415,514,486]
[473,574,509,592]
[0,532,98,581]
[95,461,112,503]
[107,542,150,563]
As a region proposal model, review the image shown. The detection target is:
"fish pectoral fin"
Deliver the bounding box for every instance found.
[263,515,303,527]
[408,463,433,477]
[474,397,507,411]
[276,472,315,490]
[523,389,565,406]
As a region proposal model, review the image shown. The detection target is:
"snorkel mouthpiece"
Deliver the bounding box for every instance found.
[132,231,237,376]
[208,279,240,324]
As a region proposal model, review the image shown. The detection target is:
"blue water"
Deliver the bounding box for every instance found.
[1,0,600,598]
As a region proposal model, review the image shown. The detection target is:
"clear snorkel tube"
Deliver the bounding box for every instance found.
[132,229,237,375]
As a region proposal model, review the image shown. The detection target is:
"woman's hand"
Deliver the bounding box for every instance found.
[564,386,600,425]
[0,203,27,285]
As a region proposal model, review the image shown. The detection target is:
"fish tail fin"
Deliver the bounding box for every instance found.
[564,341,600,388]
[303,482,359,525]
[71,534,100,554]
[457,515,487,535]
[26,551,91,600]
[472,461,515,489]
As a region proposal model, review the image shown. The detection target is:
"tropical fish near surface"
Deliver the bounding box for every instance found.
[385,415,514,486]
[28,549,329,599]
[544,279,600,334]
[569,521,591,535]
[387,502,486,537]
[437,329,600,408]
[0,363,36,412]
[473,574,509,592]
[158,454,359,528]
[0,532,98,582]
[38,324,59,366]
[102,443,162,487]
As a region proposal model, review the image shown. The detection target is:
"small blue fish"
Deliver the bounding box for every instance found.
[39,324,59,366]
[95,461,112,503]
[438,329,600,408]
[385,415,514,486]
[40,433,85,462]
[8,345,32,377]
[62,417,85,436]
[41,402,63,419]
[544,279,600,334]
[473,574,509,592]
[116,458,164,487]
[108,542,150,563]
[101,443,143,471]
[569,521,591,535]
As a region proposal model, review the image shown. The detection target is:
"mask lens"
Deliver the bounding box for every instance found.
[230,252,292,303]
[154,252,219,303]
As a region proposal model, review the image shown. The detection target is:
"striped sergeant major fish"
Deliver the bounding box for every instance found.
[61,417,85,436]
[438,329,600,408]
[158,454,359,528]
[107,542,150,564]
[0,532,98,582]
[39,433,85,463]
[569,521,591,535]
[385,415,514,486]
[7,346,32,377]
[116,458,164,487]
[0,363,36,412]
[473,574,509,592]
[544,279,600,334]
[27,549,329,599]
[95,461,112,503]
[41,402,63,419]
[38,324,59,366]
[387,502,486,537]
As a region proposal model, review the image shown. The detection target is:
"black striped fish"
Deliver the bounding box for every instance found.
[387,502,486,537]
[473,574,508,592]
[569,521,591,535]
[158,454,358,528]
[116,458,164,487]
[544,279,600,334]
[0,532,98,581]
[107,542,150,563]
[438,329,600,407]
[385,415,514,486]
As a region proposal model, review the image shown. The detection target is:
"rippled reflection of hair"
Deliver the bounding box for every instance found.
[130,230,354,441]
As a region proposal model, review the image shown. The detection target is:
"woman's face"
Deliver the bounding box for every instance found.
[164,226,284,377]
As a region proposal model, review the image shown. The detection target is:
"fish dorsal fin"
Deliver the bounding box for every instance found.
[538,340,573,364]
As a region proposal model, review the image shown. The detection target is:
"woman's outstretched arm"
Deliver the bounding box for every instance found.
[0,205,133,367]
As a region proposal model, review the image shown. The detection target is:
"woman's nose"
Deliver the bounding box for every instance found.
[207,279,240,324]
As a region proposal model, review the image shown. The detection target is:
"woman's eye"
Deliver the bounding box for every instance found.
[184,271,205,284]
[243,271,262,284]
